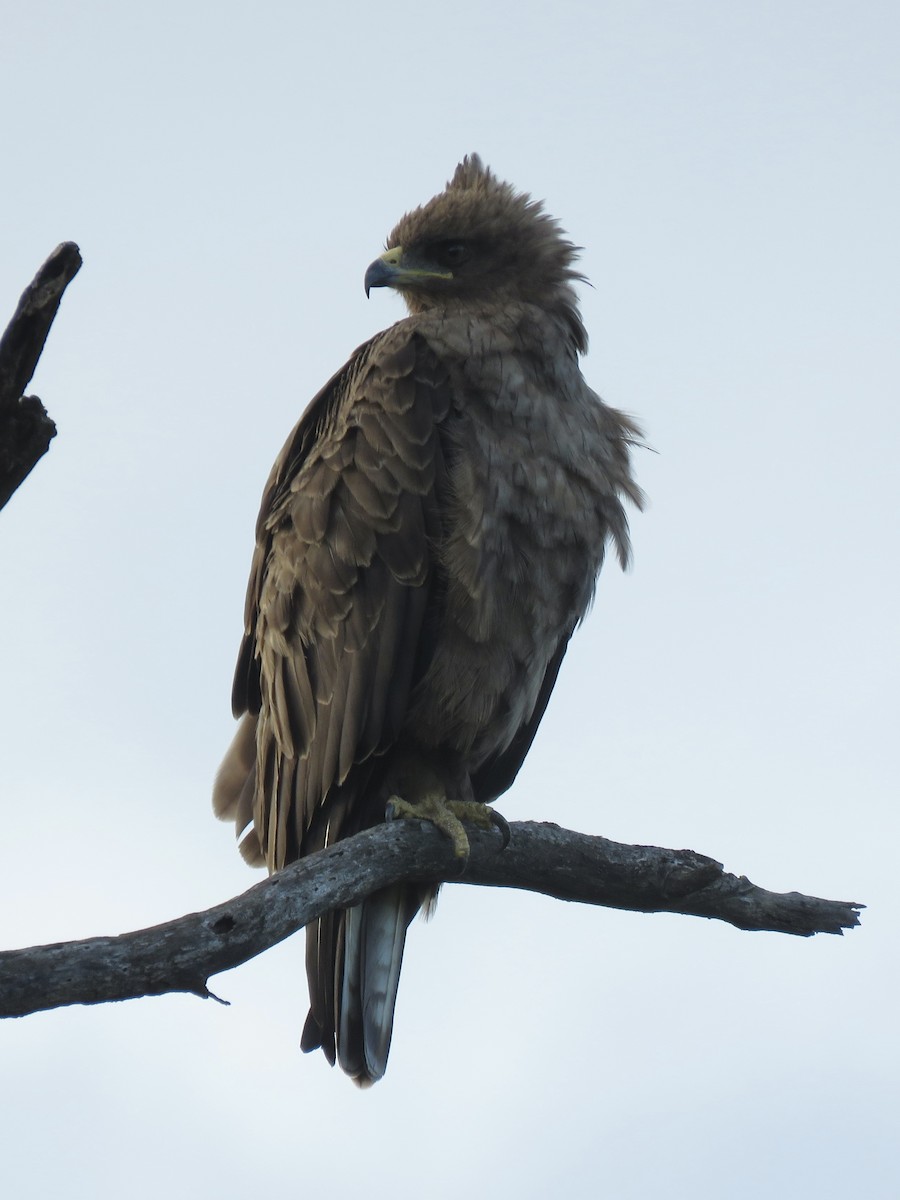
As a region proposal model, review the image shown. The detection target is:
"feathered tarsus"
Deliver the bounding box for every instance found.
[214,155,643,1084]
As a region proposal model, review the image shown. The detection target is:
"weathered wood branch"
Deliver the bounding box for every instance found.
[0,242,82,509]
[0,819,862,1020]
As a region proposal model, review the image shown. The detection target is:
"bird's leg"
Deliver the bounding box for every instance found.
[386,792,473,859]
[386,793,509,857]
[384,751,509,858]
[447,800,510,849]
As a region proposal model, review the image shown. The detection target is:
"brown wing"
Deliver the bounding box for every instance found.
[469,629,573,803]
[228,325,453,873]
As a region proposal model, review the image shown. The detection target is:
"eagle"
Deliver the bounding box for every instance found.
[213,155,643,1085]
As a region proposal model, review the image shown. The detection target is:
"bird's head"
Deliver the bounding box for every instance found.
[365,155,586,343]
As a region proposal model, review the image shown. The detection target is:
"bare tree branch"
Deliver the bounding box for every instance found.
[0,242,82,510]
[0,819,862,1020]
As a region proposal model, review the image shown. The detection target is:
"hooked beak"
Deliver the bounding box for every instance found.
[364,245,452,297]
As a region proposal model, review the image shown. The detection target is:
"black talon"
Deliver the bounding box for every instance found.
[490,809,511,850]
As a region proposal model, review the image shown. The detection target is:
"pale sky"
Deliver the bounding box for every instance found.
[1,3,898,1198]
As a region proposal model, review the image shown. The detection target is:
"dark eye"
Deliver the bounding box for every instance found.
[431,240,470,269]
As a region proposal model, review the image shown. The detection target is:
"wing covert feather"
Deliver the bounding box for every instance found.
[235,328,453,871]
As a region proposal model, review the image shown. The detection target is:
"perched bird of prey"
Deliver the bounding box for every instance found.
[214,155,642,1085]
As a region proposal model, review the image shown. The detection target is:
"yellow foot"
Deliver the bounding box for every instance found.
[386,794,509,859]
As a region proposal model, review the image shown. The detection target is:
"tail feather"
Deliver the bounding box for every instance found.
[361,893,409,1078]
[216,719,420,1084]
[338,884,416,1085]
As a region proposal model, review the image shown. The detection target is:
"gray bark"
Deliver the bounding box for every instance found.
[0,819,862,1020]
[0,242,81,509]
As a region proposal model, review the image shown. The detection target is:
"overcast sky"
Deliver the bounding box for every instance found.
[1,3,898,1198]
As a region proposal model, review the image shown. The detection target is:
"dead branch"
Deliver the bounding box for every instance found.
[0,242,82,509]
[0,819,862,1020]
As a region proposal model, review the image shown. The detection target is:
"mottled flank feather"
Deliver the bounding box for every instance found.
[214,154,643,1084]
